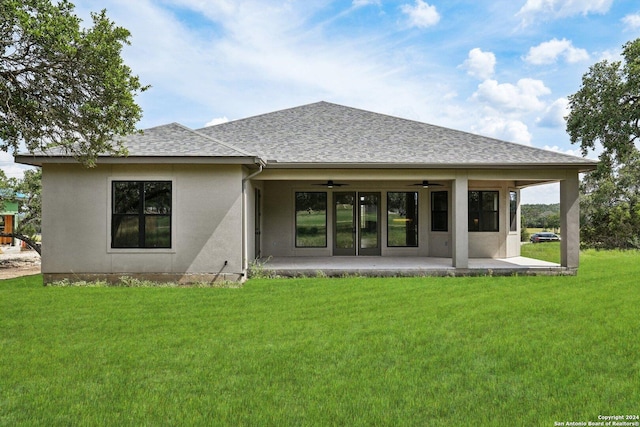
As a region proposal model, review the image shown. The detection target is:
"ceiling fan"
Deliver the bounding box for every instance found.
[410,180,443,188]
[312,180,348,188]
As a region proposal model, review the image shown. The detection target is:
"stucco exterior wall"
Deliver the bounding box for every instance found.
[41,163,244,283]
[262,181,296,257]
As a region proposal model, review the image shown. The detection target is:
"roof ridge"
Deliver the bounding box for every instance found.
[196,101,329,130]
[171,122,256,157]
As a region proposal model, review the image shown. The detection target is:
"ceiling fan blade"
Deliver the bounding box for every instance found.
[312,180,348,188]
[410,181,443,187]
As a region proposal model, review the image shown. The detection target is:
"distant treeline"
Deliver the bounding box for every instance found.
[521,203,560,230]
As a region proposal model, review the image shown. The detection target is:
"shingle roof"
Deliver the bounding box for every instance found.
[16,101,597,169]
[116,122,253,157]
[196,101,596,168]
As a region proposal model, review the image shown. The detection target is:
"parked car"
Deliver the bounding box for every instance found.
[530,232,561,243]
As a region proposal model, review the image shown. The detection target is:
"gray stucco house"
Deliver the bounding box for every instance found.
[16,102,597,283]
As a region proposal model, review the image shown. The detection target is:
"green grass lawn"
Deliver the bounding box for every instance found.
[1,250,639,426]
[521,240,561,263]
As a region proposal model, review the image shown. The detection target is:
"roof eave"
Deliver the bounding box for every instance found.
[14,154,264,167]
[263,161,599,172]
[15,155,597,173]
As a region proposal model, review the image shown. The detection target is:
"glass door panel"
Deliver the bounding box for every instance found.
[358,192,381,255]
[333,192,356,255]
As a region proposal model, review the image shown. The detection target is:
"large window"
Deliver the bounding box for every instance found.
[468,191,499,232]
[112,181,172,248]
[295,192,327,247]
[431,191,448,232]
[387,192,418,247]
[510,191,518,232]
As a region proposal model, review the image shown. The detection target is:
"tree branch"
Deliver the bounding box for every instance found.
[0,233,41,255]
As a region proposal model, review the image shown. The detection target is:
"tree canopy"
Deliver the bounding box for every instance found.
[1,0,147,165]
[520,203,560,230]
[566,38,640,249]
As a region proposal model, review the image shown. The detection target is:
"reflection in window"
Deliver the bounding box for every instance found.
[295,192,327,247]
[112,181,172,248]
[469,191,499,232]
[334,193,355,250]
[431,191,448,232]
[387,192,418,247]
[510,191,518,232]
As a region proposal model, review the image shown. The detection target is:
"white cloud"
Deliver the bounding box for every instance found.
[524,38,589,65]
[59,0,584,165]
[472,117,532,145]
[472,78,551,112]
[536,98,569,128]
[517,0,613,25]
[86,0,460,130]
[205,116,229,127]
[461,48,496,80]
[0,151,33,180]
[597,49,621,62]
[401,0,440,28]
[622,13,640,30]
[543,144,580,157]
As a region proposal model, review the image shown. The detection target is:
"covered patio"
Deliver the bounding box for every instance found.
[255,256,568,278]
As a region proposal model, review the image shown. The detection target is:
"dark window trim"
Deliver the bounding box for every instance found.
[431,191,448,232]
[295,191,328,248]
[386,191,419,247]
[468,190,499,232]
[111,180,172,249]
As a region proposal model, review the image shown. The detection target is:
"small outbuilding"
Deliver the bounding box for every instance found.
[0,199,20,246]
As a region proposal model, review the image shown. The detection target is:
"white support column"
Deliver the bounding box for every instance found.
[452,172,469,269]
[560,172,580,269]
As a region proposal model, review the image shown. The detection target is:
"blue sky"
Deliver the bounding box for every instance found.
[5,0,640,203]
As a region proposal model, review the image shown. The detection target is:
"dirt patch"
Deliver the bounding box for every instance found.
[0,249,41,280]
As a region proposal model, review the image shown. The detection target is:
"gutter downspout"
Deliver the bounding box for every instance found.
[241,160,265,277]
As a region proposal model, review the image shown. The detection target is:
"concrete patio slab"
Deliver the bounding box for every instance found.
[255,256,571,278]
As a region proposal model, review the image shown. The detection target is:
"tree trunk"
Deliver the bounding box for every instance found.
[0,233,41,255]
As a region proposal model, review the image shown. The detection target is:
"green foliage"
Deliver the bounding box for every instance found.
[520,223,530,242]
[0,168,16,198]
[0,0,148,165]
[567,38,640,249]
[567,41,640,166]
[14,169,41,236]
[1,250,639,425]
[0,168,41,238]
[49,276,242,288]
[577,151,640,249]
[248,257,278,279]
[520,203,560,229]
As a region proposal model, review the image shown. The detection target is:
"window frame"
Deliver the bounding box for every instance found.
[294,191,328,248]
[468,190,500,232]
[386,191,419,247]
[509,190,518,233]
[431,191,449,232]
[110,180,173,250]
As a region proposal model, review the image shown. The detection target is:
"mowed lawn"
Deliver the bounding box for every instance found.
[1,250,639,426]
